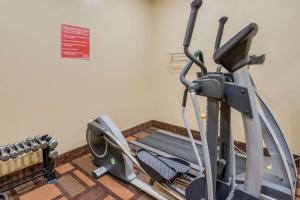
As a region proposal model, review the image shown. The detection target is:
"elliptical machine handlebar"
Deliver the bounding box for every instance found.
[183,0,203,48]
[214,16,228,51]
[183,0,207,74]
[180,50,203,91]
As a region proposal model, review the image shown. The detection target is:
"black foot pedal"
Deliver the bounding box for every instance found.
[157,156,190,174]
[136,149,176,183]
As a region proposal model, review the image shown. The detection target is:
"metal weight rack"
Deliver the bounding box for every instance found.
[0,135,58,193]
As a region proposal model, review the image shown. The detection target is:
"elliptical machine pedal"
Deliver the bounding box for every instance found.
[136,149,177,183]
[136,149,192,183]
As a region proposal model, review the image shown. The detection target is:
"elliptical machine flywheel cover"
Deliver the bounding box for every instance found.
[86,128,108,158]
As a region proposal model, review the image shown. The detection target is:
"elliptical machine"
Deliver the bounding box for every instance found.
[180,0,297,199]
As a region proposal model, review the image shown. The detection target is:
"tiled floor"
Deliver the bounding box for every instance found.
[3,127,300,200]
[6,153,155,200]
[4,129,161,200]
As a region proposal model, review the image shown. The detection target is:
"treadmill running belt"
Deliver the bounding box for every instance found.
[135,131,292,199]
[136,131,246,175]
[137,131,204,165]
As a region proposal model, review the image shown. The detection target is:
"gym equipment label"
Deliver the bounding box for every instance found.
[61,24,90,59]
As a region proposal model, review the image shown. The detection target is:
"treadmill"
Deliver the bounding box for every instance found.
[129,129,294,200]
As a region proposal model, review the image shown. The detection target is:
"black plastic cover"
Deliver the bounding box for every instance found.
[214,23,258,72]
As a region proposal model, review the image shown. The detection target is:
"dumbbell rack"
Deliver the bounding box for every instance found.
[0,135,58,193]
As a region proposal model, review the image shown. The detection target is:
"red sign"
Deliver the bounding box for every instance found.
[61,24,90,59]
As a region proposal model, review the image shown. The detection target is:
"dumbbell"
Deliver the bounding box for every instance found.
[0,146,9,161]
[6,144,18,159]
[19,141,31,153]
[34,136,48,149]
[25,137,39,152]
[48,139,58,149]
[13,143,24,155]
[49,149,58,159]
[42,136,58,149]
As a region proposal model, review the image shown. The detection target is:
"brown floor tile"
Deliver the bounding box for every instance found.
[57,174,86,198]
[134,131,150,139]
[98,175,135,200]
[73,170,95,187]
[137,194,154,200]
[73,154,97,174]
[13,181,36,194]
[19,184,61,200]
[126,136,137,142]
[56,163,75,175]
[13,176,46,196]
[104,195,116,200]
[77,186,106,200]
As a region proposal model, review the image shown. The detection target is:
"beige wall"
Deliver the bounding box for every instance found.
[0,0,154,154]
[0,0,299,157]
[150,0,300,154]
